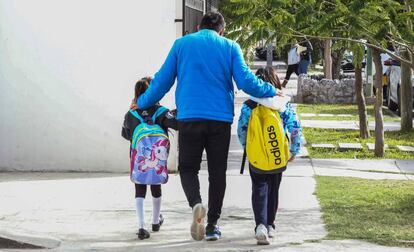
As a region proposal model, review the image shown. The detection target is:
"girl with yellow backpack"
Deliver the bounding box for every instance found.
[237,67,302,245]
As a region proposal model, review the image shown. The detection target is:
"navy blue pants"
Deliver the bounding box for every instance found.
[299,59,310,74]
[249,166,283,227]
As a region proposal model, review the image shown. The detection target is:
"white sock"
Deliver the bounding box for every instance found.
[152,196,162,225]
[135,197,145,229]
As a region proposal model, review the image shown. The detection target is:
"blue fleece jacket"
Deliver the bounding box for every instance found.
[137,29,276,123]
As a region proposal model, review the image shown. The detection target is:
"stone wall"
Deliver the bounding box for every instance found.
[297,75,356,104]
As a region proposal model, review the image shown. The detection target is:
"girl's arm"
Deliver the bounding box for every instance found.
[121,113,133,141]
[156,109,178,131]
[281,103,302,157]
[237,104,252,148]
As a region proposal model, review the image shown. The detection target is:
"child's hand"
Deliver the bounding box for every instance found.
[276,89,283,96]
[130,99,138,110]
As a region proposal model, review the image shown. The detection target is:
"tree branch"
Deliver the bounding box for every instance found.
[292,34,413,68]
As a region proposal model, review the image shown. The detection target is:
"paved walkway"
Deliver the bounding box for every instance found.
[301,120,402,131]
[0,167,326,251]
[1,159,412,251]
[311,158,414,180]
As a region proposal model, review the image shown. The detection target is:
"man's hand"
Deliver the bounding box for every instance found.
[130,99,138,110]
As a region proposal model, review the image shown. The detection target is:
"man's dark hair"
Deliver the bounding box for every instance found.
[200,12,225,32]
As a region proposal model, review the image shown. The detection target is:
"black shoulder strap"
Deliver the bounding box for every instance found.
[240,100,257,175]
[244,99,257,110]
[240,148,247,175]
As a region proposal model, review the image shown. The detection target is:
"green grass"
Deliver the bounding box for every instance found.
[297,104,400,122]
[304,128,414,159]
[316,176,414,247]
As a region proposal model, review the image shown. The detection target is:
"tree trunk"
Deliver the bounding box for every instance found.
[324,39,332,79]
[266,43,273,67]
[372,48,385,157]
[400,48,413,130]
[355,64,370,138]
[332,48,345,80]
[411,45,414,72]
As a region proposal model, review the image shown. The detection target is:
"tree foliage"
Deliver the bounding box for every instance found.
[220,0,414,67]
[220,0,414,155]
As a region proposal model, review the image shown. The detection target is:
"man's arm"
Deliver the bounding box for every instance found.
[231,42,276,98]
[137,41,179,109]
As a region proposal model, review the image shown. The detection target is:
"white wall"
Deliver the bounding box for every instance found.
[0,0,178,172]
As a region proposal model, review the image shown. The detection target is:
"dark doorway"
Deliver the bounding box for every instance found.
[183,0,220,35]
[184,7,203,34]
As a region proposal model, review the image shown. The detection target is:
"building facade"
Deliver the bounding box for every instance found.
[0,0,218,172]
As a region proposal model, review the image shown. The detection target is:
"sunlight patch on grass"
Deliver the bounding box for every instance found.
[316,176,414,247]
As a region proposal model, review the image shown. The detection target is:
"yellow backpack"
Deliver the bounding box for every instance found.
[241,101,290,174]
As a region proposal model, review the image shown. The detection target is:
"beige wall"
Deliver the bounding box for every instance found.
[0,0,179,172]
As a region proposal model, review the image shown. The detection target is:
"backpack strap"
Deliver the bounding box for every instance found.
[240,148,247,175]
[129,109,144,123]
[244,99,258,110]
[239,100,256,175]
[151,106,168,122]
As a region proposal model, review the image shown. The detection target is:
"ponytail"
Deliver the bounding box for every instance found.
[134,77,152,102]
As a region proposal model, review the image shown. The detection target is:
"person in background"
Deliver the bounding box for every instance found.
[298,39,313,74]
[282,44,300,88]
[380,44,396,100]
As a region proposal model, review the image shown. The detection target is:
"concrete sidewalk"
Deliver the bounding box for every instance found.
[301,120,402,131]
[1,159,412,251]
[0,166,325,251]
[310,158,414,180]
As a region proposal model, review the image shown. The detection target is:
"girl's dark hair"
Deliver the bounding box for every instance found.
[134,77,152,101]
[255,67,282,90]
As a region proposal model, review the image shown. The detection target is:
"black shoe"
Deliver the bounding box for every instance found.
[137,228,150,240]
[152,214,164,232]
[205,224,221,241]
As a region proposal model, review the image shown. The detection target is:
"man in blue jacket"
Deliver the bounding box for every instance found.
[135,12,276,241]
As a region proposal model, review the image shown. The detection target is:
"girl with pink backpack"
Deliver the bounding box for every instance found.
[122,77,177,240]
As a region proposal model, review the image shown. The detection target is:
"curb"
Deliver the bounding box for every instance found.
[0,231,61,249]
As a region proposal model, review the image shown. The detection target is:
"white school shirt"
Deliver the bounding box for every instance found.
[250,95,291,112]
[287,47,300,65]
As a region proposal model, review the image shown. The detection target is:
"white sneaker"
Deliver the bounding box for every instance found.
[268,225,276,238]
[255,224,270,245]
[190,203,207,241]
